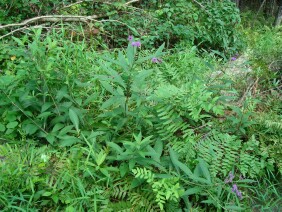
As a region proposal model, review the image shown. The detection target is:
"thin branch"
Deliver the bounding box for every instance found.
[124,0,140,5]
[0,26,27,39]
[191,0,212,16]
[191,0,206,9]
[62,0,85,9]
[256,0,267,16]
[0,15,98,30]
[2,90,49,135]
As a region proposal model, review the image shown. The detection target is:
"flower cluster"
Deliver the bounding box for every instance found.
[132,41,141,47]
[127,35,162,63]
[224,172,243,199]
[128,35,141,47]
[152,57,162,63]
[224,172,235,183]
[232,184,243,199]
[231,53,239,61]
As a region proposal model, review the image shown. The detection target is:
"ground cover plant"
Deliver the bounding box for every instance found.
[0,0,281,211]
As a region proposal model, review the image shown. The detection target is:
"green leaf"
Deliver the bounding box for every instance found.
[23,123,38,135]
[126,44,135,66]
[225,205,245,211]
[42,191,52,197]
[37,112,52,119]
[95,150,107,166]
[169,148,193,177]
[129,159,136,170]
[52,123,65,133]
[0,123,6,132]
[130,178,144,189]
[99,61,126,88]
[183,187,203,196]
[58,136,80,147]
[6,121,18,129]
[118,51,129,71]
[65,206,75,212]
[46,134,56,145]
[154,139,163,157]
[107,142,123,154]
[136,43,166,64]
[155,42,166,55]
[119,162,129,177]
[198,158,211,183]
[12,36,25,46]
[69,109,79,132]
[83,93,99,106]
[101,96,118,109]
[100,80,115,94]
[41,102,53,112]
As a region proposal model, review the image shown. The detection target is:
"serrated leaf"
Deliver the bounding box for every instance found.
[100,80,115,94]
[107,142,123,154]
[12,36,25,46]
[41,102,53,112]
[69,109,79,132]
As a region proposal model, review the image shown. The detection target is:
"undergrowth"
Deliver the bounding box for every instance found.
[0,13,281,211]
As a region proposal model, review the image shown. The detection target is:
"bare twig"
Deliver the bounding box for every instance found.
[191,0,206,9]
[0,25,54,40]
[0,26,27,39]
[124,0,140,5]
[0,15,98,30]
[191,0,212,15]
[256,0,267,16]
[237,77,259,105]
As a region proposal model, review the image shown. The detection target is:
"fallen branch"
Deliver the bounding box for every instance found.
[124,0,140,5]
[0,15,98,30]
[0,26,27,39]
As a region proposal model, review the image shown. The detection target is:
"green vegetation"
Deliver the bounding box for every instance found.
[0,0,281,211]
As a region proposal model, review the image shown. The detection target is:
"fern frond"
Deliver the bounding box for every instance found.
[132,167,155,183]
[129,188,160,212]
[112,186,129,200]
[101,201,133,212]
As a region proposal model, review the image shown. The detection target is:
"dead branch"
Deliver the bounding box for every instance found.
[124,0,140,5]
[191,0,212,16]
[0,15,98,30]
[0,26,27,39]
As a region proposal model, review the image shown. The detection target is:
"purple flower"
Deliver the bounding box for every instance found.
[232,184,238,192]
[132,41,141,47]
[128,35,133,41]
[231,184,243,199]
[225,172,235,183]
[152,57,158,63]
[231,57,237,61]
[152,57,162,63]
[237,190,243,199]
